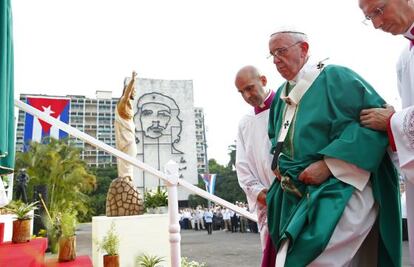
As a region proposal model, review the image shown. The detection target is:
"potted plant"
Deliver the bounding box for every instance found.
[43,210,61,254]
[135,253,164,267]
[5,200,38,243]
[144,187,168,214]
[96,222,120,267]
[58,211,77,262]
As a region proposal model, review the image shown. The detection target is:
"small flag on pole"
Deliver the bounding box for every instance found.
[201,173,217,195]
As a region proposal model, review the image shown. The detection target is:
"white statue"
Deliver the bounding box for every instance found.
[106,71,144,216]
[115,71,137,179]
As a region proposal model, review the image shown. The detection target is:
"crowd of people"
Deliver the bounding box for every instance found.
[179,202,259,235]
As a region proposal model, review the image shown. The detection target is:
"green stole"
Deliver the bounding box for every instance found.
[267,65,401,267]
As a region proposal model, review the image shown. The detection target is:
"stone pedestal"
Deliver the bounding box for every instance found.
[92,214,170,267]
[105,176,144,216]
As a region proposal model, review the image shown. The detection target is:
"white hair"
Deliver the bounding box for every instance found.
[270,25,309,43]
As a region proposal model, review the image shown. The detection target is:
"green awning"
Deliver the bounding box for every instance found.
[0,0,15,175]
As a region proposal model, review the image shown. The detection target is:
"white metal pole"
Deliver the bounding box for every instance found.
[14,99,257,221]
[165,160,181,267]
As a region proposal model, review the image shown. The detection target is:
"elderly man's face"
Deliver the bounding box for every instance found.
[359,0,412,35]
[140,103,172,138]
[269,33,307,80]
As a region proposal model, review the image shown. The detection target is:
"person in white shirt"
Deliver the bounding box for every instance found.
[234,66,276,255]
[358,0,414,264]
[195,206,205,230]
[222,208,231,231]
[204,208,214,235]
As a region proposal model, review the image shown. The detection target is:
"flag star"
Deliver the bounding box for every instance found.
[42,105,55,116]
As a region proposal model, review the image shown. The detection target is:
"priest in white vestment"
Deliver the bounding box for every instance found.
[359,0,414,264]
[234,66,276,263]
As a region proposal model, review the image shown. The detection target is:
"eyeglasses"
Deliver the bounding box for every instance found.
[267,41,302,59]
[362,5,385,25]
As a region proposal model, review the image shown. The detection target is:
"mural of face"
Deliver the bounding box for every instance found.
[140,102,172,138]
[134,92,183,154]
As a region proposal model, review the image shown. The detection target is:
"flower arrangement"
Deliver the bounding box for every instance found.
[144,186,168,210]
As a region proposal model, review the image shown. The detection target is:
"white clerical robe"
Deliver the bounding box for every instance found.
[392,41,414,265]
[393,44,414,183]
[236,108,275,249]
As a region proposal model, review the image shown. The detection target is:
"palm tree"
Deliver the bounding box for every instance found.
[15,138,96,219]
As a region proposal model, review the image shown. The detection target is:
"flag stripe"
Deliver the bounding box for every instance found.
[59,103,70,138]
[23,113,34,151]
[50,115,61,139]
[32,115,43,142]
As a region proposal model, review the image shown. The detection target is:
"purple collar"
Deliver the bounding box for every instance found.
[254,91,275,115]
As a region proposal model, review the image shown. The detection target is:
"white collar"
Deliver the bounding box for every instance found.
[288,57,317,85]
[258,89,271,108]
[403,21,414,40]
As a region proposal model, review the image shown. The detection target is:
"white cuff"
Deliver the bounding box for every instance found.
[324,157,370,191]
[390,107,414,183]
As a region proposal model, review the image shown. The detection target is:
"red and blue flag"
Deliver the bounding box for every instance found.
[23,97,70,151]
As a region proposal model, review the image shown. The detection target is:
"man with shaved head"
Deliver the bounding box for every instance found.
[234,65,276,262]
[358,0,414,264]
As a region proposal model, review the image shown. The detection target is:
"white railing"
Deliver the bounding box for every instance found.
[15,99,258,267]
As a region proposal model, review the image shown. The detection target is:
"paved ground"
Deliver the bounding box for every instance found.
[70,223,411,266]
[181,230,262,267]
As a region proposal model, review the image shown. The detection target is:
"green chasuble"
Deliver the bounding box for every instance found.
[0,0,15,175]
[267,65,401,267]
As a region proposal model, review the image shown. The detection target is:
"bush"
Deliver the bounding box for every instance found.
[144,187,168,209]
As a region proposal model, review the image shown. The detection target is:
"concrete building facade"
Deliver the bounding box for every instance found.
[16,79,207,201]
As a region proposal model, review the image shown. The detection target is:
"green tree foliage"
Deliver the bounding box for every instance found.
[187,194,208,208]
[14,138,96,222]
[88,166,117,216]
[187,175,209,208]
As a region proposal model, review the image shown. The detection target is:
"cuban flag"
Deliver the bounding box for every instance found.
[23,97,70,151]
[201,173,217,195]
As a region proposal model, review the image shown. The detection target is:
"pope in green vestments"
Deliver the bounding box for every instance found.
[266,31,401,267]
